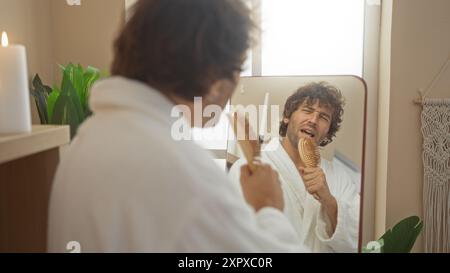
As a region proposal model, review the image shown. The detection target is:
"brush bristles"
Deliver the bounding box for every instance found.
[298,138,320,168]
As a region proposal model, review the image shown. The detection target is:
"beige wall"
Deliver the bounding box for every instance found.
[0,0,54,83]
[0,0,125,123]
[50,0,124,83]
[377,0,450,252]
[361,0,382,247]
[375,0,392,247]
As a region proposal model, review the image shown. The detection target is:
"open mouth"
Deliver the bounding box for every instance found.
[300,129,315,138]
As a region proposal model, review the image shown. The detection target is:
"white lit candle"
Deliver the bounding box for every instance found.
[0,31,31,134]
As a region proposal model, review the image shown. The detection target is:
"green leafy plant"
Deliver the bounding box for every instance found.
[363,216,423,253]
[30,63,104,138]
[30,74,52,124]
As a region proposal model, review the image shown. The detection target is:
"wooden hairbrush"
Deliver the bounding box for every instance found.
[297,138,320,168]
[228,112,261,173]
[298,138,321,200]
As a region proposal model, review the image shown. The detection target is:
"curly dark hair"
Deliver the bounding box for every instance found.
[279,82,345,147]
[111,0,255,100]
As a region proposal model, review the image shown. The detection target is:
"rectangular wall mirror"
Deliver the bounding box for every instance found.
[227,75,367,252]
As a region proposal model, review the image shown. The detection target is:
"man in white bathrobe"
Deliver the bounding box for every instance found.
[48,0,306,253]
[229,82,360,252]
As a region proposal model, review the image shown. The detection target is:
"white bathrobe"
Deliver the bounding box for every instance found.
[48,77,306,253]
[228,139,360,253]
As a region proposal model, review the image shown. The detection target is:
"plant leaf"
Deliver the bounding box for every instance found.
[379,216,423,253]
[51,93,80,139]
[30,89,48,124]
[73,64,85,99]
[51,63,102,133]
[33,74,52,95]
[30,74,49,124]
[32,74,43,90]
[61,68,84,123]
[43,85,52,95]
[47,87,60,123]
[82,67,100,116]
[65,95,82,139]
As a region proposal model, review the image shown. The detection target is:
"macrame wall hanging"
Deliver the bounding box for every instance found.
[416,57,450,253]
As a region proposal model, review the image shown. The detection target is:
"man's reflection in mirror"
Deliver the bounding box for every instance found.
[229,82,360,252]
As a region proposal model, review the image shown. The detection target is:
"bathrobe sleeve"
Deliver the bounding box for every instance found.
[172,158,307,252]
[175,196,307,252]
[227,158,248,198]
[314,165,360,253]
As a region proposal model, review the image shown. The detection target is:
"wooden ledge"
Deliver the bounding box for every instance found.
[0,125,70,164]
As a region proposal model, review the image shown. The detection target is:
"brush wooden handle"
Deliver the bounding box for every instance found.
[228,112,260,173]
[298,138,321,200]
[238,139,257,173]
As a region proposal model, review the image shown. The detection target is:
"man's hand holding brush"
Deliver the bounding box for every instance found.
[298,138,338,232]
[229,112,285,213]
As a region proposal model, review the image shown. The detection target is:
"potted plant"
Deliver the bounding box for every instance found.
[30,63,104,138]
[363,216,424,253]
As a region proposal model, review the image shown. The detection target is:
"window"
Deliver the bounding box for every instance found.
[260,0,365,76]
[193,0,369,163]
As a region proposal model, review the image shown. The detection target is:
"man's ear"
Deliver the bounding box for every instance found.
[283,118,289,124]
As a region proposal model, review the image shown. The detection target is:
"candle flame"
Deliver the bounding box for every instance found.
[1,32,8,47]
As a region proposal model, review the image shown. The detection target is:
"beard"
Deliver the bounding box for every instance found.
[286,127,300,151]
